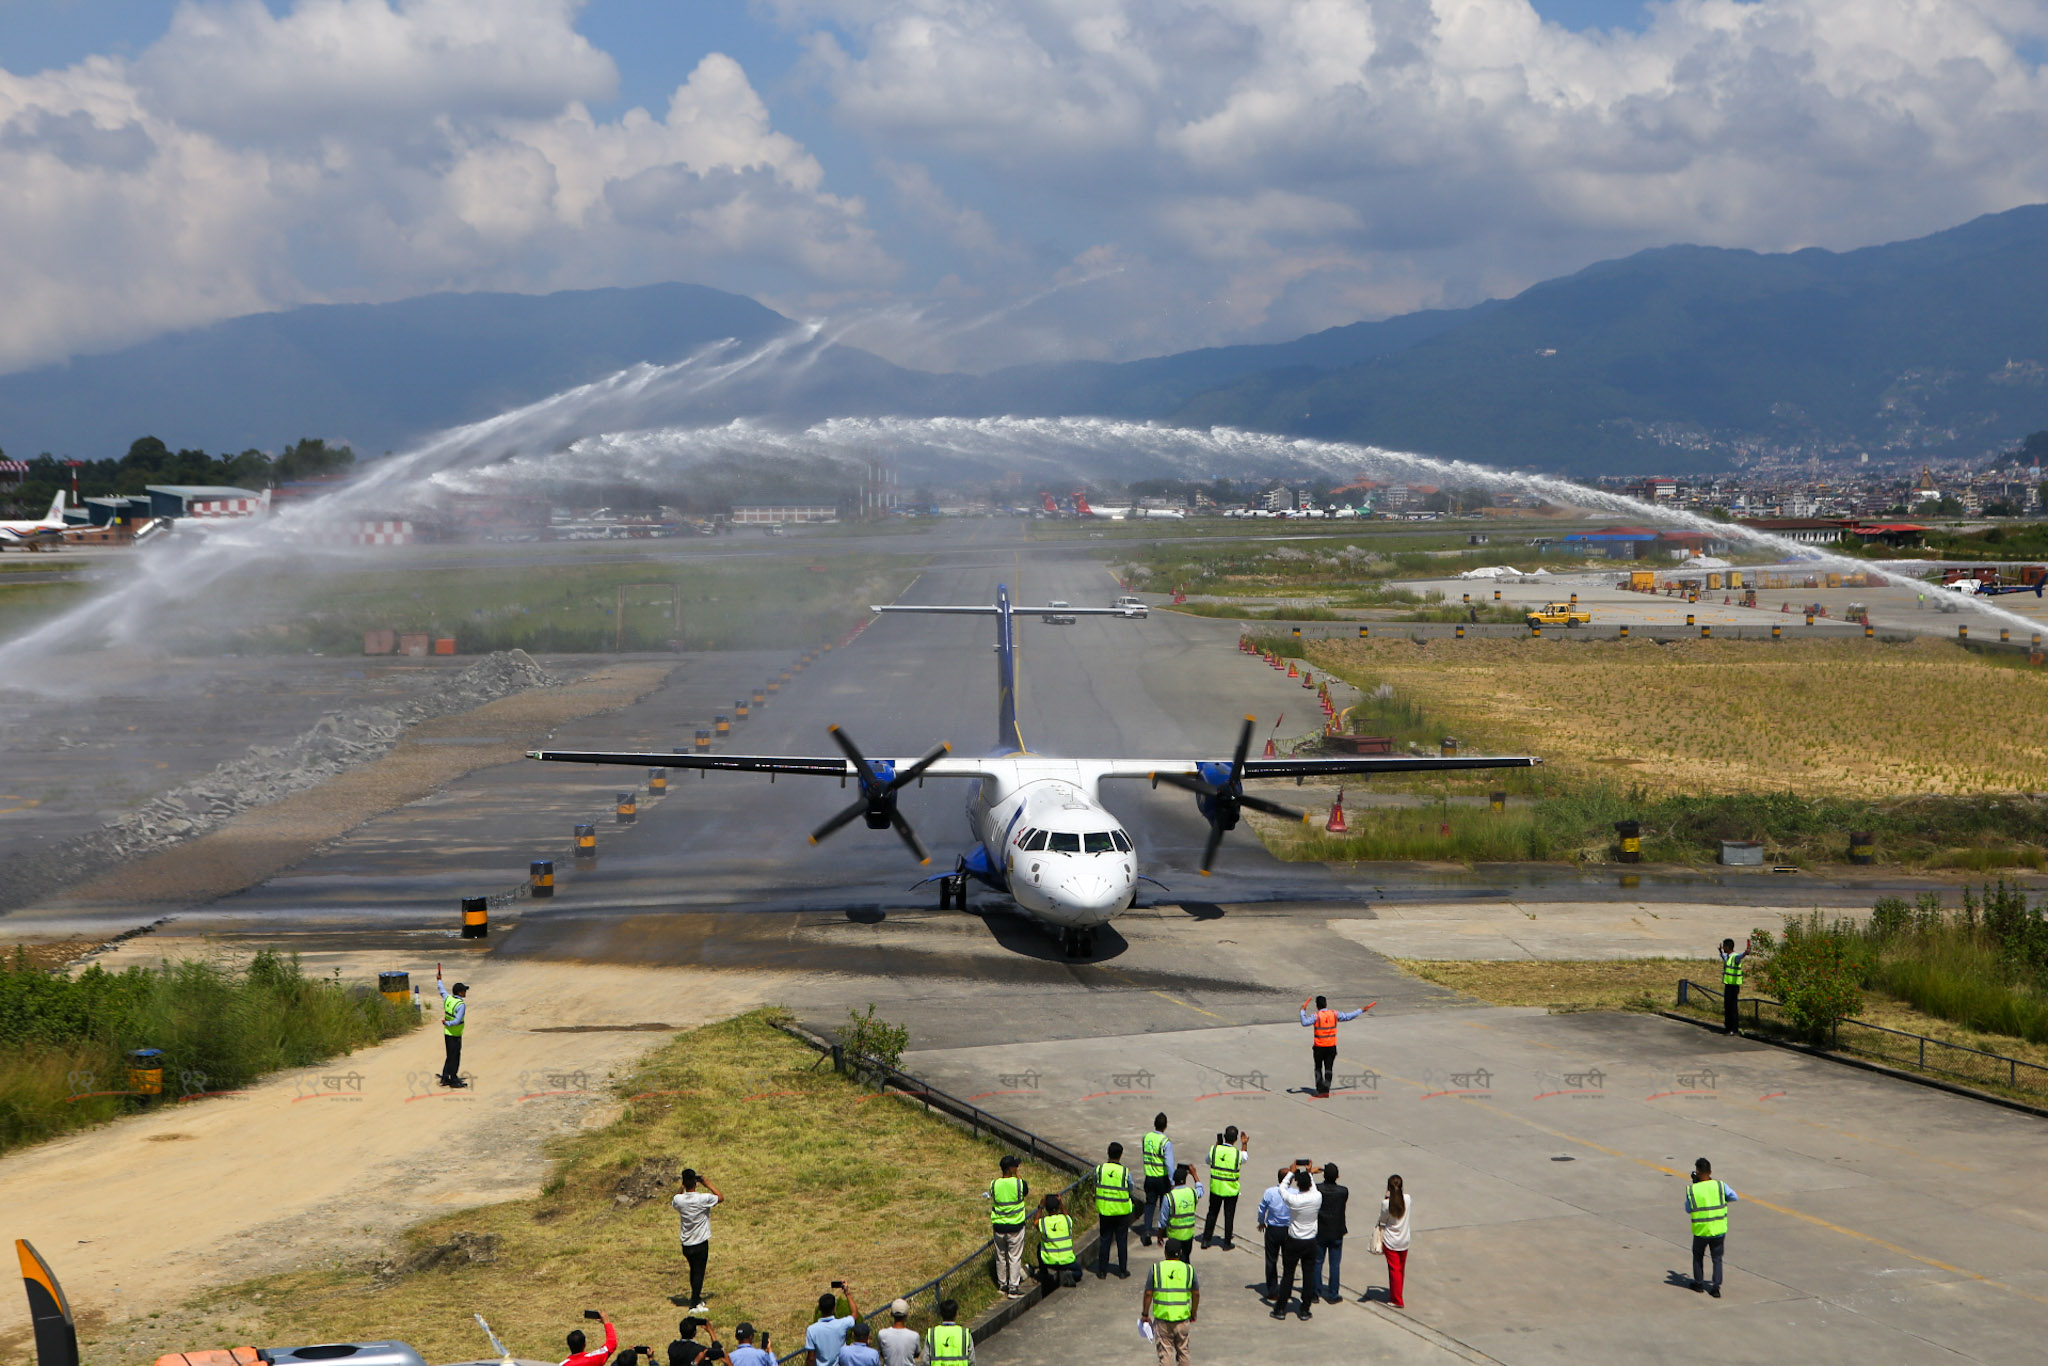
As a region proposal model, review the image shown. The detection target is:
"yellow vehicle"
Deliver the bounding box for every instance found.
[1526,602,1592,627]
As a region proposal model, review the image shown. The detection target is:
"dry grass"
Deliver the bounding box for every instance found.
[1394,958,1714,1013]
[131,1011,1066,1366]
[1306,636,2048,798]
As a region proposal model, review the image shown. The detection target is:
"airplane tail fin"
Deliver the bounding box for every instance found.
[46,490,65,524]
[1076,493,1093,516]
[1041,493,1058,515]
[994,583,1021,752]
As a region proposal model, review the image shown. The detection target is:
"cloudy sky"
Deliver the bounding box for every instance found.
[2,0,2045,376]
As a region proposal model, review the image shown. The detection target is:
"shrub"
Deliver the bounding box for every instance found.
[1751,917,1867,1043]
[841,1003,909,1071]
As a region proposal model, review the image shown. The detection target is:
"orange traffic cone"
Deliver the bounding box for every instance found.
[1262,736,1278,757]
[1287,661,1298,677]
[1301,671,1314,689]
[1326,789,1348,833]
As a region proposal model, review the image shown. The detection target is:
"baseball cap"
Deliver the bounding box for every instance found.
[889,1299,910,1318]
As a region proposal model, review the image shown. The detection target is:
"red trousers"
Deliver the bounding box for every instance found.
[1384,1247,1407,1307]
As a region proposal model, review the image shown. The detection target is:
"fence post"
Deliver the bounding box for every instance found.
[1678,980,1688,1006]
[1920,1037,1926,1070]
[831,1043,844,1073]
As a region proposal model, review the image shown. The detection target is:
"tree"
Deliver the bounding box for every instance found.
[273,438,355,482]
[1750,917,1867,1044]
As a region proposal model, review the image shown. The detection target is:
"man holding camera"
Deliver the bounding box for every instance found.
[561,1310,617,1366]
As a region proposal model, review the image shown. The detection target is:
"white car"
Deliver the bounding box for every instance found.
[1042,600,1077,624]
[1113,595,1149,618]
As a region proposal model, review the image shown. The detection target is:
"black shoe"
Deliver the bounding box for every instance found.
[1691,1280,1704,1293]
[1708,1286,1721,1299]
[1115,1269,1131,1280]
[1325,1295,1341,1305]
[1299,1310,1313,1320]
[1221,1241,1234,1251]
[1270,1309,1287,1320]
[1095,1270,1106,1280]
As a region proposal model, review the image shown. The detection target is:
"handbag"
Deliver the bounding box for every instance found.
[1369,1225,1385,1255]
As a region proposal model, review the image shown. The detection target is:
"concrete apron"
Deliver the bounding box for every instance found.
[905,1009,2048,1366]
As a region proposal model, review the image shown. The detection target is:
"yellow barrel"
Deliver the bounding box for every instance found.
[1454,625,1465,639]
[2000,628,2011,642]
[734,699,750,719]
[1701,625,1711,638]
[1291,626,1302,637]
[126,1048,164,1097]
[616,791,637,824]
[766,679,781,694]
[822,643,833,653]
[1358,625,1369,638]
[695,729,712,751]
[1440,737,1458,757]
[755,689,768,705]
[1848,832,1875,866]
[1686,613,1695,626]
[1619,624,1630,639]
[1493,590,1501,600]
[1490,791,1506,813]
[529,860,554,898]
[648,767,668,793]
[1530,624,1542,637]
[1772,624,1782,640]
[1462,593,1470,603]
[1614,820,1642,864]
[379,970,410,1005]
[1864,624,1874,638]
[715,714,731,734]
[575,823,597,857]
[1958,625,1968,640]
[461,896,488,939]
[1805,613,1815,626]
[1569,593,1578,605]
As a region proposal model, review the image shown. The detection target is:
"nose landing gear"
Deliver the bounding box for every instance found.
[937,873,970,910]
[1058,926,1098,959]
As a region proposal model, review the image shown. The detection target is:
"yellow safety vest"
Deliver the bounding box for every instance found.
[1689,1180,1729,1238]
[989,1175,1027,1226]
[1722,956,1744,987]
[1094,1162,1132,1216]
[1148,1258,1194,1322]
[1141,1130,1168,1179]
[1038,1213,1075,1265]
[1208,1143,1241,1197]
[1165,1184,1198,1241]
[442,996,463,1037]
[926,1323,970,1363]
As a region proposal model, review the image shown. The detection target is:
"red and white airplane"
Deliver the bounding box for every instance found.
[0,491,75,549]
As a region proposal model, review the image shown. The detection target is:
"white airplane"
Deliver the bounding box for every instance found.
[528,585,1540,956]
[0,491,74,549]
[1076,494,1186,522]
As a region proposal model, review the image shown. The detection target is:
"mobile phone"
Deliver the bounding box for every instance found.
[831,1280,845,1289]
[584,1310,604,1321]
[1295,1158,1311,1168]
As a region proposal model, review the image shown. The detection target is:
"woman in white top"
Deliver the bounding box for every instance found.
[1375,1174,1411,1308]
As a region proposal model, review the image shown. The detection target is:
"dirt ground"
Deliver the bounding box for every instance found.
[0,941,790,1363]
[50,662,675,910]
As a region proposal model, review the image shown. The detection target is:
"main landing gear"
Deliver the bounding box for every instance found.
[937,873,970,910]
[1058,926,1098,959]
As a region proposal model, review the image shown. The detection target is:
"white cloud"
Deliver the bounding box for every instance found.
[0,1,885,374]
[774,0,2048,354]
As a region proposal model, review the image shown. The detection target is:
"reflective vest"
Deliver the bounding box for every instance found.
[442,996,464,1037]
[1094,1162,1133,1216]
[1141,1130,1168,1178]
[1313,1008,1339,1047]
[1038,1213,1075,1265]
[989,1175,1027,1227]
[1208,1143,1242,1198]
[1165,1184,1198,1241]
[1689,1180,1729,1238]
[1722,955,1744,988]
[926,1323,970,1364]
[1148,1258,1194,1322]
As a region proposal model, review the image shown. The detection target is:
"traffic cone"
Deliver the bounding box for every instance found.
[1262,736,1278,757]
[1301,671,1314,689]
[1781,601,1790,613]
[1287,661,1298,677]
[1326,789,1348,833]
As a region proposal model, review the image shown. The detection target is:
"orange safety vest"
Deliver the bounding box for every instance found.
[1313,1009,1339,1047]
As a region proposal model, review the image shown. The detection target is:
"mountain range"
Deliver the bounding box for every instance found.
[3,205,2046,476]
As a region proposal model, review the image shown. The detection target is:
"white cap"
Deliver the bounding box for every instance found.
[890,1299,910,1318]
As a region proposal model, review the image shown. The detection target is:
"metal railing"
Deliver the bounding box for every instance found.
[766,1026,1101,1363]
[1676,979,2048,1098]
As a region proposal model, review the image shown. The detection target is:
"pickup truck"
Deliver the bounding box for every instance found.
[1042,600,1077,624]
[1525,602,1592,627]
[1112,595,1148,618]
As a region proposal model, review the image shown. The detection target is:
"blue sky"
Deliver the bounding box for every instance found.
[0,1,2041,374]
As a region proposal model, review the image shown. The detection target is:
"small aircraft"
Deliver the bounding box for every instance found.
[528,585,1540,957]
[1076,493,1186,522]
[0,491,74,549]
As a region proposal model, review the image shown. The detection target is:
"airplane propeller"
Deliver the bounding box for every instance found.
[1153,715,1304,874]
[810,726,951,865]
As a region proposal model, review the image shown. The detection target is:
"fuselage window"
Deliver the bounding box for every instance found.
[1083,832,1115,854]
[1022,829,1048,851]
[1111,830,1132,852]
[1048,832,1081,853]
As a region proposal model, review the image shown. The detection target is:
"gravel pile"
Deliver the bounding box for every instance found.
[0,650,558,911]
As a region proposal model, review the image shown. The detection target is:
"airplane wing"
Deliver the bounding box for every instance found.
[871,605,1133,618]
[526,748,1001,780]
[1096,755,1541,780]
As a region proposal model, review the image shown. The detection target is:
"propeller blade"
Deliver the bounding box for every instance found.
[888,807,931,865]
[1155,772,1220,797]
[1231,714,1255,773]
[1238,793,1305,821]
[886,741,952,792]
[809,797,871,845]
[1198,817,1228,875]
[826,724,881,789]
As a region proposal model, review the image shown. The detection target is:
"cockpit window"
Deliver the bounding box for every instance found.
[1083,832,1115,854]
[1048,832,1081,852]
[1111,830,1132,852]
[1022,829,1048,851]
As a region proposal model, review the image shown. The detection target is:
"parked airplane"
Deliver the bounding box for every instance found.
[528,585,1540,957]
[1076,494,1186,521]
[0,491,73,549]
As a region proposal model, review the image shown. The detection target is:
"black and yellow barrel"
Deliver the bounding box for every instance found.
[1530,624,1542,637]
[530,860,554,898]
[755,688,768,705]
[1440,736,1458,757]
[616,791,637,824]
[1290,626,1302,638]
[1569,593,1578,606]
[1461,592,1470,604]
[648,766,668,794]
[1772,624,1782,640]
[1848,832,1875,866]
[379,970,410,1005]
[2000,628,2011,643]
[1453,625,1465,639]
[1614,819,1642,864]
[714,713,731,735]
[694,728,712,752]
[1701,625,1712,638]
[461,896,489,938]
[1686,613,1696,627]
[1493,589,1501,600]
[1865,623,1875,638]
[1619,624,1630,639]
[766,678,781,694]
[734,699,750,720]
[575,823,597,858]
[1805,612,1815,626]
[1357,625,1370,639]
[1490,791,1506,813]
[1959,624,1969,640]
[126,1048,164,1096]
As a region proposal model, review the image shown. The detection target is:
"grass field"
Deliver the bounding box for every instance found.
[150,1011,1072,1366]
[1299,635,2048,799]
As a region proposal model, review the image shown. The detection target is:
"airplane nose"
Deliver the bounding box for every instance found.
[1061,873,1124,913]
